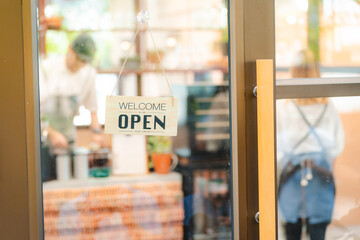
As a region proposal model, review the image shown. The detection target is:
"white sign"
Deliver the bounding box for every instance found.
[105,96,178,136]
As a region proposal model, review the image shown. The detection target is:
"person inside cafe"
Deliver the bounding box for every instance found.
[39,33,103,181]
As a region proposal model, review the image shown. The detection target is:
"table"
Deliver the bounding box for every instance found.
[43,173,184,240]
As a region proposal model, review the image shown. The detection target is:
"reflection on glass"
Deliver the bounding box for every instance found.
[277,96,360,239]
[276,0,360,79]
[39,0,231,239]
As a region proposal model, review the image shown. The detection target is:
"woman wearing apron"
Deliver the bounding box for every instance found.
[277,50,345,240]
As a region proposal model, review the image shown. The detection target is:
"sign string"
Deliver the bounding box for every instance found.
[145,21,174,101]
[110,25,140,96]
[110,11,174,105]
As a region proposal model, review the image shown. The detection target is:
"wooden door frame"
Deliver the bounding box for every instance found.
[229,0,276,239]
[229,0,360,239]
[0,0,43,239]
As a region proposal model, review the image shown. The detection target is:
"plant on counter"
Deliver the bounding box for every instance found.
[147,136,174,174]
[147,136,172,154]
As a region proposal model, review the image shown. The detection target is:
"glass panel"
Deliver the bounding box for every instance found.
[276,96,360,240]
[38,0,231,239]
[276,0,360,79]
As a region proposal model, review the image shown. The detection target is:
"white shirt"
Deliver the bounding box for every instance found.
[276,100,344,171]
[39,56,98,113]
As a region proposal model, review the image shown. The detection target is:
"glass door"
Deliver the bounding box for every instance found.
[274,0,360,240]
[36,1,235,240]
[4,0,269,239]
[230,0,360,239]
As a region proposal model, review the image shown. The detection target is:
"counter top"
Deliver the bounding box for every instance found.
[43,172,182,189]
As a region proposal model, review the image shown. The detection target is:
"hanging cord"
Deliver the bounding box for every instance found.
[110,12,174,105]
[111,25,140,95]
[145,21,174,102]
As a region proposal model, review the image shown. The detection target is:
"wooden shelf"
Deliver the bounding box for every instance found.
[97,66,229,74]
[195,109,229,116]
[40,27,225,33]
[195,133,230,141]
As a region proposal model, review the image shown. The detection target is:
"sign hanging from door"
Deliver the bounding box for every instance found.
[104,11,178,136]
[105,96,178,136]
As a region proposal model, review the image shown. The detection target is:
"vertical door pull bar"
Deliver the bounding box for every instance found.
[256,59,276,240]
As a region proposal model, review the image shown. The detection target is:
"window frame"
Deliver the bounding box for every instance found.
[276,77,360,99]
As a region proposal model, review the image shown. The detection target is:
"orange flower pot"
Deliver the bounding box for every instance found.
[152,153,178,174]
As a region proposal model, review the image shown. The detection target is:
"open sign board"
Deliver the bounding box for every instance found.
[105,96,178,136]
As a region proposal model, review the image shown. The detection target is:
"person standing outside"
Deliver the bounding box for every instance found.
[40,33,103,181]
[277,50,345,240]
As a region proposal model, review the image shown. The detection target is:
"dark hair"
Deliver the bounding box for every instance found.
[71,33,96,63]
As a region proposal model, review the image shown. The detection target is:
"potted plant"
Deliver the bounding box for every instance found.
[147,136,175,174]
[46,16,63,30]
[44,5,64,30]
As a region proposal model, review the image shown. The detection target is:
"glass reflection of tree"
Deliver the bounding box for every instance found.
[308,0,360,65]
[307,0,320,63]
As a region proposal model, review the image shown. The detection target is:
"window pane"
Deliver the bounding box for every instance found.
[276,96,360,239]
[276,0,360,79]
[38,0,232,239]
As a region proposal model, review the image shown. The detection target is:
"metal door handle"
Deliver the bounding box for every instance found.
[255,212,260,223]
